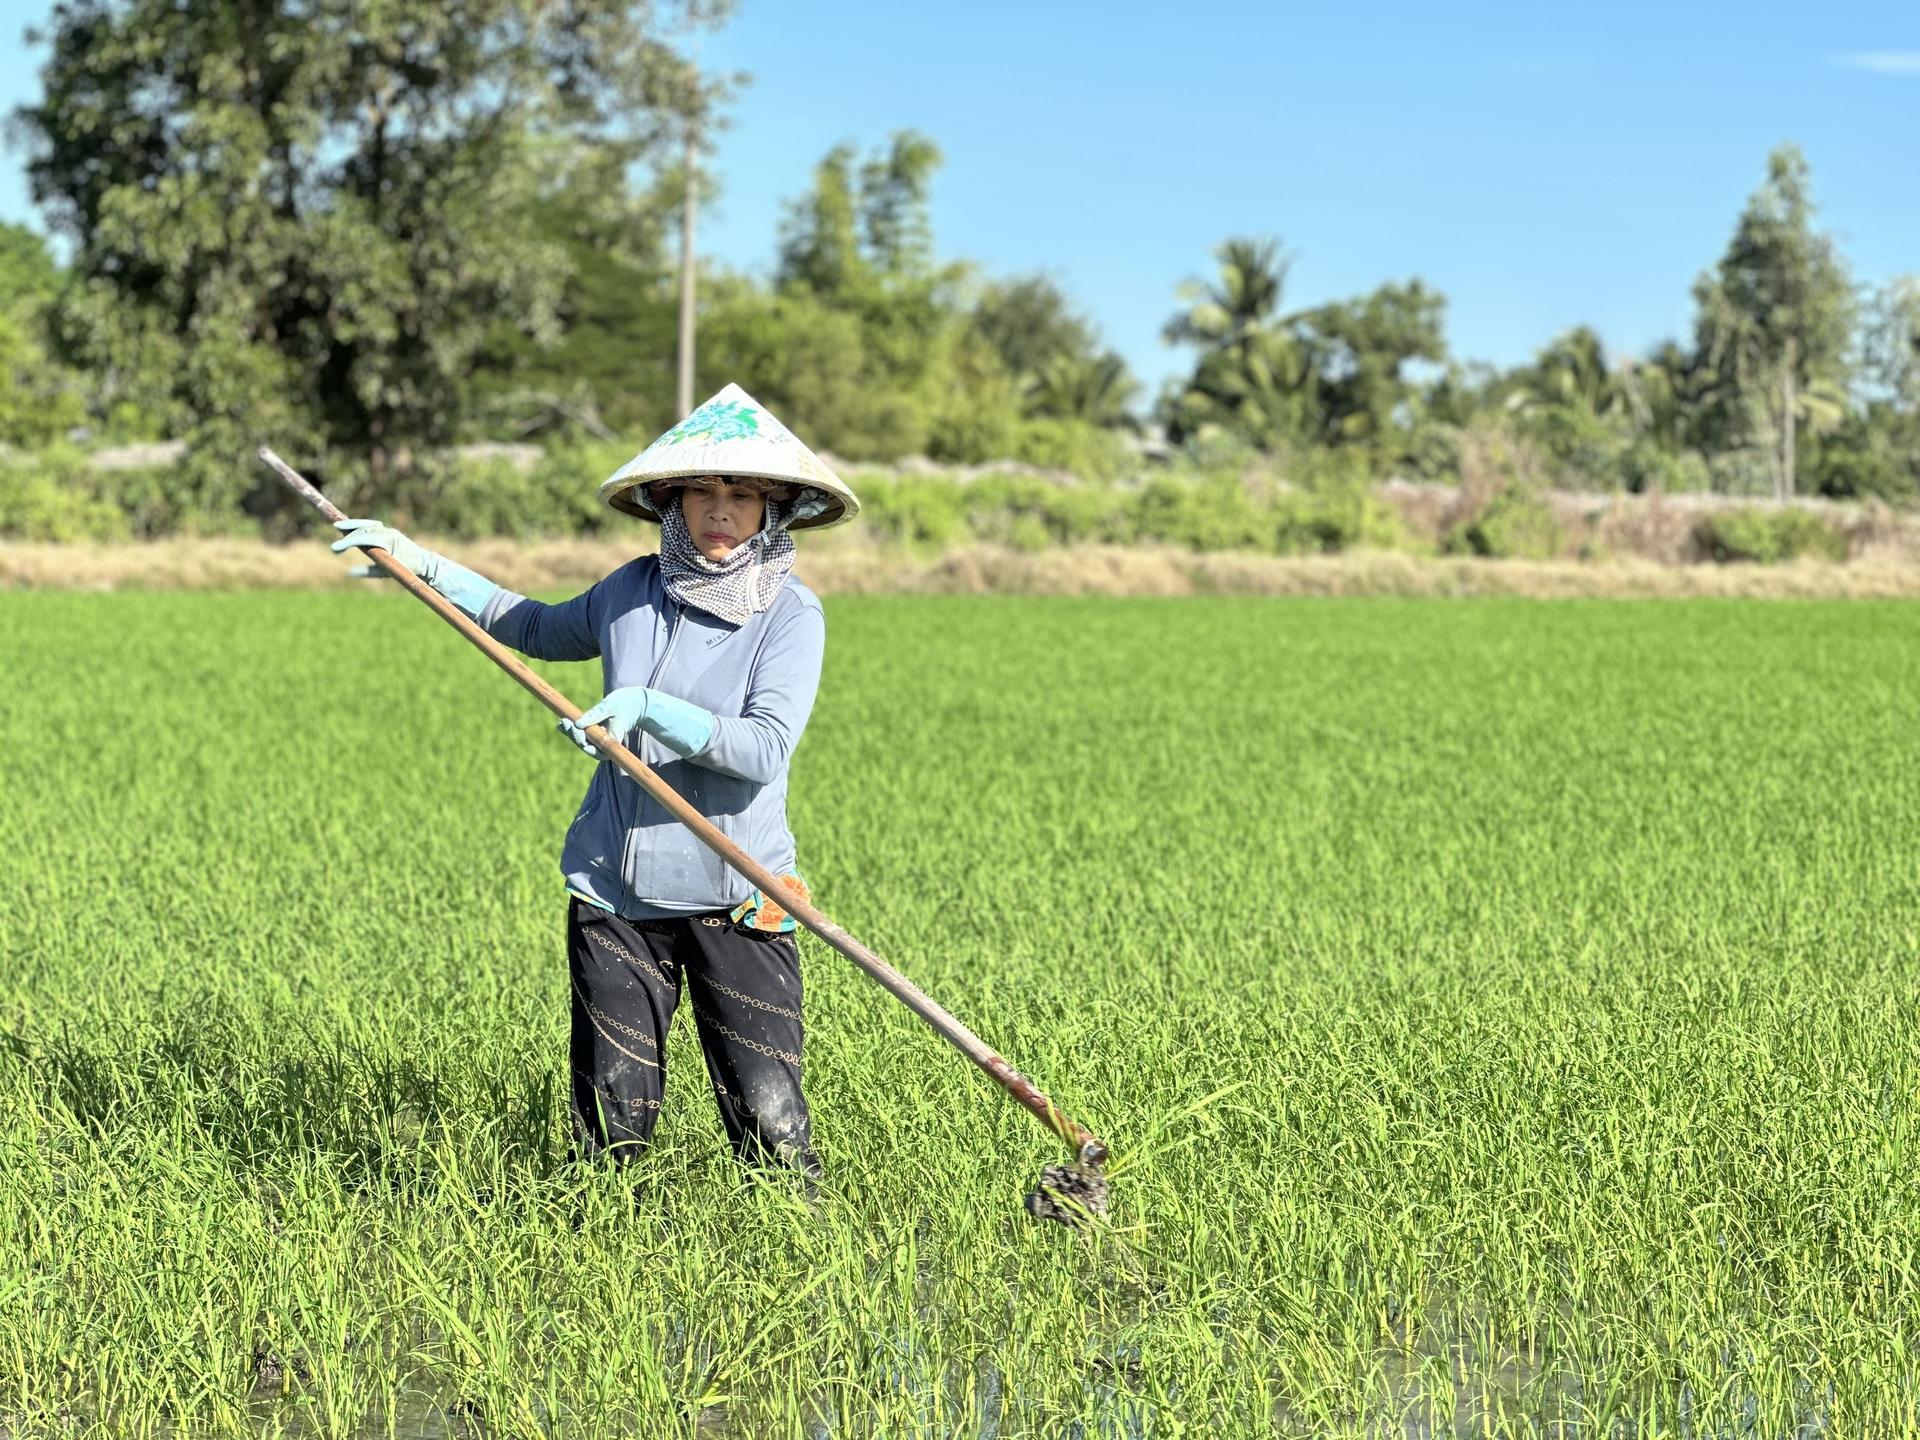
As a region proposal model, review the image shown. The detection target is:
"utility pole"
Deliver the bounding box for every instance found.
[676,116,697,420]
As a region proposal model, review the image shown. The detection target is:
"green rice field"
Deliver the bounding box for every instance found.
[3,590,1919,1437]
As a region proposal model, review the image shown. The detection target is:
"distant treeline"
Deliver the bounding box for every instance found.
[4,439,1892,574]
[0,1,1915,541]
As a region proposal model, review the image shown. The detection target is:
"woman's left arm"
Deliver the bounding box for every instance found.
[557,598,826,780]
[687,599,826,785]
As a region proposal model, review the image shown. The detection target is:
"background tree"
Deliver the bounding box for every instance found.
[1492,326,1629,482]
[1690,144,1854,499]
[1813,275,1920,500]
[1421,361,1500,428]
[1027,352,1138,429]
[465,150,684,443]
[1164,328,1317,450]
[17,0,730,517]
[1864,277,1920,413]
[1615,341,1705,455]
[1512,327,1622,419]
[776,131,946,305]
[964,275,1136,429]
[740,130,961,457]
[1161,236,1312,447]
[0,222,86,446]
[1163,237,1291,351]
[968,275,1101,385]
[1291,279,1448,449]
[1162,239,1447,462]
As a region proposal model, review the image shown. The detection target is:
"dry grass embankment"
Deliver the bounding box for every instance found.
[8,532,1920,599]
[1377,481,1920,566]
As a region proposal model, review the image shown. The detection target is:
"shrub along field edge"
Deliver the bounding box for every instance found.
[7,444,1916,567]
[10,536,1920,599]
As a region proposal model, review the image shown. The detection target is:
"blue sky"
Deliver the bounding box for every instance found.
[2,1,1915,395]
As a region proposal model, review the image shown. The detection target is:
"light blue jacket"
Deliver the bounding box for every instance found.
[478,558,826,919]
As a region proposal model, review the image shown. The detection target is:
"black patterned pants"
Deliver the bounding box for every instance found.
[565,897,820,1176]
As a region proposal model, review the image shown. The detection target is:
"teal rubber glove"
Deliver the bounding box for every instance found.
[559,687,717,760]
[329,518,498,619]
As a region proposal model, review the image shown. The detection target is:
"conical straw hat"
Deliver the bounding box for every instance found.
[600,383,859,531]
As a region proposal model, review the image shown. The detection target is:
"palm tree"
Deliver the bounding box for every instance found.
[1160,237,1315,448]
[1513,327,1622,417]
[1028,351,1140,429]
[1615,341,1697,451]
[1165,327,1317,449]
[1163,237,1292,351]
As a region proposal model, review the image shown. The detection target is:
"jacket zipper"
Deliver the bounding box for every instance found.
[647,605,686,688]
[619,603,686,884]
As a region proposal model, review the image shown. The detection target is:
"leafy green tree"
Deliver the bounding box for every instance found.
[777,131,947,305]
[1863,276,1920,412]
[1690,145,1854,499]
[963,273,1139,432]
[1615,341,1706,454]
[702,273,960,462]
[926,330,1024,463]
[1291,279,1447,448]
[1163,239,1446,459]
[17,0,728,516]
[968,275,1101,386]
[774,144,866,303]
[1500,327,1638,482]
[714,130,965,458]
[465,150,682,443]
[1496,329,1728,490]
[0,222,86,446]
[0,223,61,313]
[1811,406,1915,501]
[1421,361,1501,428]
[1822,276,1920,501]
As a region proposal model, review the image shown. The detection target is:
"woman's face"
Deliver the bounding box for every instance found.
[679,480,767,562]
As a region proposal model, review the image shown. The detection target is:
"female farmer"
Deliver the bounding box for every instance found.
[328,384,858,1181]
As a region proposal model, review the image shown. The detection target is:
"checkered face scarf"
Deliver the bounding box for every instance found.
[657,488,800,625]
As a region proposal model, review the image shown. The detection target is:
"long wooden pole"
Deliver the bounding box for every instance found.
[260,447,1106,1167]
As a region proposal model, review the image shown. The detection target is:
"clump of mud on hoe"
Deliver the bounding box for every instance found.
[1025,1163,1109,1227]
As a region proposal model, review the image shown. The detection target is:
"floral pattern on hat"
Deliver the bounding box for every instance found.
[654,397,796,449]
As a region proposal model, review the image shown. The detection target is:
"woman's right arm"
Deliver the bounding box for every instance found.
[477,585,601,663]
[330,518,602,662]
